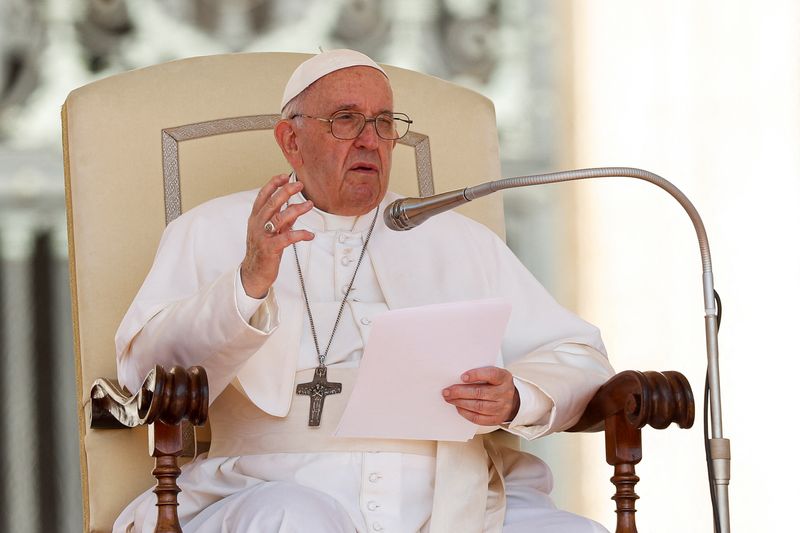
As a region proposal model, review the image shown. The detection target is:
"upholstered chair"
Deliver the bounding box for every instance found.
[61,52,693,533]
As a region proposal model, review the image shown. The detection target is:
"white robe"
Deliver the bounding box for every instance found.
[114,189,614,533]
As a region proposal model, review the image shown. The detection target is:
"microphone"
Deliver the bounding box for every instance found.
[383,183,497,231]
[385,189,467,230]
[384,166,730,533]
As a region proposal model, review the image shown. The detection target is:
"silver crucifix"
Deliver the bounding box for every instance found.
[296,366,342,426]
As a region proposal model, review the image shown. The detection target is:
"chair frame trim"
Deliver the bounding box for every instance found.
[161,115,434,224]
[62,103,93,532]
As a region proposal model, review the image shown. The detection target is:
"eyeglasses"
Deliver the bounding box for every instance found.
[291,110,413,140]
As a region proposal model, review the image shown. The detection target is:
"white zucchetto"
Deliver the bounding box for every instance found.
[280,49,387,110]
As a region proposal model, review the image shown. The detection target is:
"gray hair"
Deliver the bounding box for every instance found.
[280,91,306,120]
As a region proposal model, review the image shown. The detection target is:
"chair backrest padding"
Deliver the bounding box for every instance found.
[63,52,503,532]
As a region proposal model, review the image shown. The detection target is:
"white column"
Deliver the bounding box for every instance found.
[50,219,83,532]
[0,220,40,533]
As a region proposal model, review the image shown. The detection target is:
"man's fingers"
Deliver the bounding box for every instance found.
[241,176,311,299]
[454,407,502,426]
[269,200,313,233]
[254,180,305,225]
[446,398,497,415]
[267,229,315,251]
[250,174,291,217]
[257,182,305,224]
[460,366,509,385]
[442,383,503,401]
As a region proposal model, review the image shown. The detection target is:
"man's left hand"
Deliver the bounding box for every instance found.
[442,367,520,426]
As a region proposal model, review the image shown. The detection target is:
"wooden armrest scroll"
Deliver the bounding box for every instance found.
[90,366,209,533]
[567,370,695,533]
[90,365,208,429]
[568,370,694,433]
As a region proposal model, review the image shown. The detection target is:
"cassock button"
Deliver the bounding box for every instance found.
[372,522,384,531]
[368,472,382,482]
[367,500,379,511]
[342,286,357,295]
[338,234,347,243]
[360,317,372,326]
[341,256,354,266]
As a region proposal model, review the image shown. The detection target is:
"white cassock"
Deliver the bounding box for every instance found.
[113,187,614,533]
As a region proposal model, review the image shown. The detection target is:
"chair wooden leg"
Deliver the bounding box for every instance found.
[90,366,208,532]
[611,463,640,533]
[567,370,694,532]
[150,421,183,533]
[605,414,642,533]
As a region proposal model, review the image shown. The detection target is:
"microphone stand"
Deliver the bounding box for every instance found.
[387,167,731,532]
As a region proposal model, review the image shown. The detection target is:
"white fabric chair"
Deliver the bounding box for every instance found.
[63,51,504,532]
[62,52,693,533]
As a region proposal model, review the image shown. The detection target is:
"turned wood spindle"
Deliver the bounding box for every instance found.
[605,399,643,533]
[150,418,184,532]
[611,462,640,533]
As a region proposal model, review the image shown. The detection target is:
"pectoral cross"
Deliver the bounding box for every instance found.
[296,366,342,427]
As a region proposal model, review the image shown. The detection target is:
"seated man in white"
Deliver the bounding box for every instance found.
[113,49,614,533]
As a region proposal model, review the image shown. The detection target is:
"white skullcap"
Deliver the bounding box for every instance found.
[280,49,387,110]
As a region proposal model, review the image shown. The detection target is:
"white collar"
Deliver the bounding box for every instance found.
[288,173,380,233]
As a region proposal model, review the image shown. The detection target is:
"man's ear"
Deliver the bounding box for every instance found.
[274,120,303,168]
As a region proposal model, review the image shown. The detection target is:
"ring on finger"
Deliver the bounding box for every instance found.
[263,220,277,234]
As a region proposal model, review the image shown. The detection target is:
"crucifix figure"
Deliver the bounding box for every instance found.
[296,366,342,426]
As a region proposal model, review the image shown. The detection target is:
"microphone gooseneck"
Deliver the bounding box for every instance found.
[384,166,730,533]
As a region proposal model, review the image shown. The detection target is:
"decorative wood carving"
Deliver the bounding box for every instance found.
[569,370,694,433]
[90,366,693,533]
[90,366,209,533]
[90,365,208,429]
[568,370,694,533]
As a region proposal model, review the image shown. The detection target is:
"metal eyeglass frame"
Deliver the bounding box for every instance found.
[291,110,413,140]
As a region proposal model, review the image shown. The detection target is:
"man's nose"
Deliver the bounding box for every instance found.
[354,120,380,149]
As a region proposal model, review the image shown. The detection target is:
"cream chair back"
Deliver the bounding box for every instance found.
[62,52,503,532]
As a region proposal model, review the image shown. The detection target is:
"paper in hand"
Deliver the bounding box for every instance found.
[334,298,512,442]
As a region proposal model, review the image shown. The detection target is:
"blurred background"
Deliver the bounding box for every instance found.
[1,0,798,531]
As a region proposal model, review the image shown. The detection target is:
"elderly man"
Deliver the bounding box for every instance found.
[114,50,614,533]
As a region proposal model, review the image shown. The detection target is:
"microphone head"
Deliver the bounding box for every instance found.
[384,189,472,231]
[383,199,416,231]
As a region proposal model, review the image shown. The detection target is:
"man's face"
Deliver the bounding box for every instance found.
[289,66,395,216]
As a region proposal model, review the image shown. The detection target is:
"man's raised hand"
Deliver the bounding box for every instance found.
[240,174,314,298]
[441,366,521,426]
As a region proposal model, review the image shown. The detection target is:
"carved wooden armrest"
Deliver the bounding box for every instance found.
[567,370,695,533]
[90,366,209,533]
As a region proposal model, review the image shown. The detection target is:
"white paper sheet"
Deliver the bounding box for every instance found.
[334,298,512,442]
